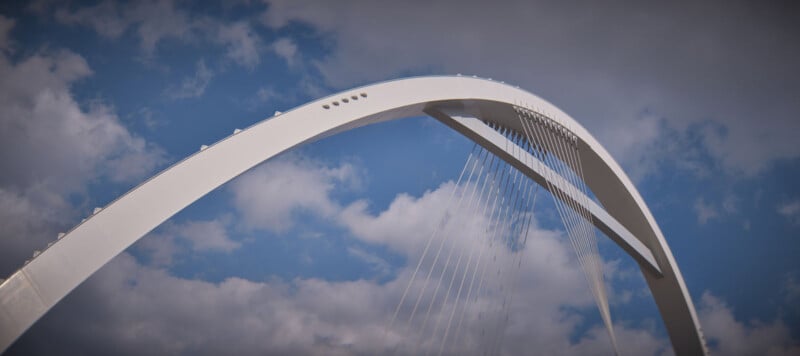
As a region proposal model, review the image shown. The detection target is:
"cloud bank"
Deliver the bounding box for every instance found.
[10,155,798,355]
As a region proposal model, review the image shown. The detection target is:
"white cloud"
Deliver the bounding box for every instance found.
[167,59,213,99]
[243,86,279,110]
[333,168,647,353]
[132,106,160,130]
[216,21,262,68]
[132,0,195,54]
[53,0,130,39]
[17,253,412,355]
[339,183,460,256]
[0,20,165,275]
[254,86,277,102]
[698,291,800,356]
[271,37,298,66]
[777,200,800,225]
[338,180,524,260]
[46,0,197,56]
[11,208,660,355]
[45,0,267,69]
[138,218,240,267]
[694,198,719,225]
[0,187,70,275]
[229,155,361,232]
[690,194,741,226]
[565,323,671,356]
[14,249,798,355]
[180,219,240,252]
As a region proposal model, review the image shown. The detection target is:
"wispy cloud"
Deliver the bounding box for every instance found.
[43,0,265,68]
[49,0,197,56]
[347,246,392,279]
[216,21,262,69]
[166,59,213,99]
[271,37,298,66]
[243,86,279,110]
[777,200,800,225]
[694,198,719,225]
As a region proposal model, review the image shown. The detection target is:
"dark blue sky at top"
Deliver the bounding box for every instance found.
[1,1,798,354]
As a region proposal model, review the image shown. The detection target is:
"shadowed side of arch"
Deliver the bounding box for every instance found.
[0,76,706,355]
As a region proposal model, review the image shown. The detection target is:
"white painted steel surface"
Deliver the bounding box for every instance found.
[0,76,706,355]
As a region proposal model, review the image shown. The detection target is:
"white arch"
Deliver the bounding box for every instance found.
[0,76,706,355]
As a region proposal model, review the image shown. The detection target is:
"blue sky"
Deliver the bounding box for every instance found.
[0,1,799,355]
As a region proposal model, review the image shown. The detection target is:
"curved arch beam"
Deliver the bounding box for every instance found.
[0,76,706,354]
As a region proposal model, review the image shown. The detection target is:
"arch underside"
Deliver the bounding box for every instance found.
[0,76,707,355]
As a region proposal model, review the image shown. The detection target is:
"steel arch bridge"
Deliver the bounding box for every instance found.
[0,76,707,355]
